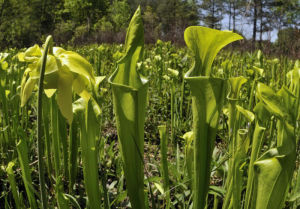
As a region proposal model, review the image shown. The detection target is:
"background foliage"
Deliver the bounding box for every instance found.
[0,0,299,57]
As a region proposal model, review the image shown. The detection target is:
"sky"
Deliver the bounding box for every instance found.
[220,14,278,42]
[196,0,280,43]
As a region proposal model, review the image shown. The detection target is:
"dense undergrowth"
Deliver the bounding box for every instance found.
[0,11,299,209]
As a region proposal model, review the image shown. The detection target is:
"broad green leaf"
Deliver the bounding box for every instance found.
[208,186,226,197]
[253,101,271,126]
[19,39,96,124]
[79,99,101,209]
[277,86,297,122]
[182,131,194,189]
[250,121,296,209]
[183,25,238,209]
[24,44,42,62]
[95,76,106,90]
[21,75,38,106]
[44,89,56,98]
[56,68,74,124]
[90,97,102,119]
[6,161,22,209]
[245,122,266,209]
[167,68,179,77]
[73,75,91,101]
[286,63,300,120]
[232,129,249,209]
[236,105,255,122]
[253,66,264,77]
[108,6,147,209]
[227,76,248,99]
[110,6,145,89]
[185,77,226,209]
[256,83,285,119]
[16,139,38,209]
[159,125,170,208]
[54,47,95,83]
[72,98,85,116]
[55,177,69,209]
[154,182,164,195]
[184,26,243,76]
[17,52,25,62]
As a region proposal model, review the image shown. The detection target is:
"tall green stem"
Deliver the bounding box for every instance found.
[159,125,170,209]
[37,35,52,209]
[171,83,175,144]
[244,123,265,209]
[187,77,226,209]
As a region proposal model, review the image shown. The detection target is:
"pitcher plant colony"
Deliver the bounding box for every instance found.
[0,6,299,209]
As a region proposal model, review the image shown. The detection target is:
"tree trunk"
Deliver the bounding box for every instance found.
[229,1,232,30]
[252,0,258,51]
[233,0,236,32]
[212,0,215,28]
[259,0,263,49]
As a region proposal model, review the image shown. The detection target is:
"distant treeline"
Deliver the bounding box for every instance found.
[0,0,299,58]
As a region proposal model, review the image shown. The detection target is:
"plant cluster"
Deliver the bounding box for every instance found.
[0,7,299,209]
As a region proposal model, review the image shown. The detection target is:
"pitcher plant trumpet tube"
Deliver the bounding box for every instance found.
[108,6,148,209]
[184,26,242,209]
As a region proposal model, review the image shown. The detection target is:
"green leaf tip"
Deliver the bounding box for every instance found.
[109,6,147,90]
[184,26,243,77]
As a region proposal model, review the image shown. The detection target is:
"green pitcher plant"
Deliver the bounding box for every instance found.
[184,26,242,209]
[108,6,148,209]
[222,76,248,209]
[19,39,97,124]
[286,61,300,209]
[244,101,269,209]
[19,35,99,208]
[73,97,102,209]
[247,83,297,209]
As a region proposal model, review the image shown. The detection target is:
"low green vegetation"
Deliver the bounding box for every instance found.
[0,7,299,209]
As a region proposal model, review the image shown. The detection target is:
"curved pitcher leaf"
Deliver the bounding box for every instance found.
[184,26,243,76]
[227,76,248,100]
[108,6,147,209]
[186,76,226,209]
[250,120,296,209]
[72,98,102,209]
[257,83,297,124]
[184,26,242,209]
[252,66,265,78]
[286,64,300,121]
[232,129,249,209]
[19,41,96,124]
[253,101,271,126]
[53,47,95,82]
[223,76,248,209]
[236,105,255,123]
[227,76,248,138]
[276,86,297,123]
[256,83,286,119]
[158,125,171,209]
[110,6,145,89]
[182,131,194,189]
[245,122,266,209]
[286,62,300,94]
[56,68,74,124]
[21,68,38,106]
[251,82,297,209]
